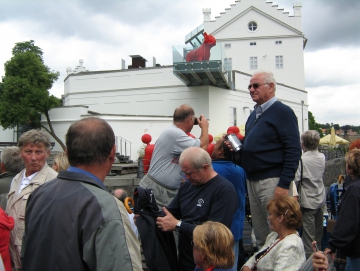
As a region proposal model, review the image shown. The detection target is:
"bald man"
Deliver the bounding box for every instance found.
[139,104,209,208]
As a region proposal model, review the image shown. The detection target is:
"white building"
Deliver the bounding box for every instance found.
[0,0,308,160]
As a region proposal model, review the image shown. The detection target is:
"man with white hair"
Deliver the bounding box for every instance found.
[241,71,301,248]
[156,146,237,271]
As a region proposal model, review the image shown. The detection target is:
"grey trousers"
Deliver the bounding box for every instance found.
[139,174,178,209]
[301,207,324,259]
[247,178,279,248]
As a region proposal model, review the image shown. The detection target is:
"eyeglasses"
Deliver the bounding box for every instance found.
[248,83,268,90]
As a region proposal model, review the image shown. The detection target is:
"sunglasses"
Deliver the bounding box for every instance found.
[248,83,268,90]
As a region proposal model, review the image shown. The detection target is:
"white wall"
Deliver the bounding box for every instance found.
[204,0,305,90]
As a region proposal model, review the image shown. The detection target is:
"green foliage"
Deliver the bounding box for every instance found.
[308,111,324,137]
[0,40,65,149]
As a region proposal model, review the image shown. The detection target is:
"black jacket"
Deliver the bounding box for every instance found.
[133,187,179,271]
[328,178,360,257]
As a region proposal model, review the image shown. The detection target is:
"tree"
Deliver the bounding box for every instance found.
[308,111,323,137]
[0,40,65,150]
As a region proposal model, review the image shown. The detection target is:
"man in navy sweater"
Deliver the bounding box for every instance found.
[156,146,237,271]
[241,71,301,248]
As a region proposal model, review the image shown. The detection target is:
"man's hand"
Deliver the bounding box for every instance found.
[198,114,209,150]
[197,114,209,130]
[312,251,329,271]
[274,186,289,198]
[156,207,178,231]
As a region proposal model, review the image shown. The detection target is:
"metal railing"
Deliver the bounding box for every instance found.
[115,136,132,159]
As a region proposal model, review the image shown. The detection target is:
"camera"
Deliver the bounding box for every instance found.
[225,134,242,152]
[194,116,202,125]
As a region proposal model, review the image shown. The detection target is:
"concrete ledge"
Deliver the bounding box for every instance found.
[105,157,347,196]
[105,174,141,194]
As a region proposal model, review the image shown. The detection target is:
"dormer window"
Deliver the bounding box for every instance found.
[250,42,256,46]
[248,21,257,32]
[275,40,282,45]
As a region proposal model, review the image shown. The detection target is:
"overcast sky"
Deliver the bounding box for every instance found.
[0,0,359,126]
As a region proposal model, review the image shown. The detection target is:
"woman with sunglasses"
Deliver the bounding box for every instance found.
[241,196,305,271]
[193,221,235,271]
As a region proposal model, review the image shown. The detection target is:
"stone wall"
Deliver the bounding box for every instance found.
[104,157,347,195]
[323,158,346,187]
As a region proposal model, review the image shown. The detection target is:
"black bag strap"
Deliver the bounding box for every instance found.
[298,158,303,198]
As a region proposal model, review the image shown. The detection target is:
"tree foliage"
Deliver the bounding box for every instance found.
[0,40,65,150]
[308,111,323,137]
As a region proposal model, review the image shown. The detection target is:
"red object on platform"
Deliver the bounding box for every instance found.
[185,32,216,62]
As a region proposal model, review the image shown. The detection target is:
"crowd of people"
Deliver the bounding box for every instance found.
[0,70,358,271]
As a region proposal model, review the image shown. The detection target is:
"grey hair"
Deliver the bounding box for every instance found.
[254,70,277,92]
[1,146,23,173]
[179,147,212,171]
[17,130,51,151]
[301,130,320,151]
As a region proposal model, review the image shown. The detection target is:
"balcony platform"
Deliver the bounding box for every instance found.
[173,60,230,89]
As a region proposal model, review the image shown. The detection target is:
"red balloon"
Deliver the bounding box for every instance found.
[227,126,239,134]
[236,133,245,140]
[207,143,215,157]
[141,134,152,145]
[208,134,213,143]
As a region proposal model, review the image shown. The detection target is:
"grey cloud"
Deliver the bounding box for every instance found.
[0,0,199,46]
[302,0,360,51]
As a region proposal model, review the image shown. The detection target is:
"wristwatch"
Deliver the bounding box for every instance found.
[175,220,182,232]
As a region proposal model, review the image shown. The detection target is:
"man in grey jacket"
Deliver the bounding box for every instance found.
[22,118,142,271]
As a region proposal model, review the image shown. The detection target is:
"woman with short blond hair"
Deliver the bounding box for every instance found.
[193,221,235,271]
[52,152,69,172]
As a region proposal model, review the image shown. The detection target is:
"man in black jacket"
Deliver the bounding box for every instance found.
[156,146,238,271]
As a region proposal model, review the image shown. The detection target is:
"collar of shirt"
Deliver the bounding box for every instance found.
[254,96,278,113]
[67,166,106,189]
[18,171,39,194]
[22,171,39,183]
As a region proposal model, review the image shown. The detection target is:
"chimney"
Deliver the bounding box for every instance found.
[129,55,147,69]
[203,8,211,22]
[121,59,125,69]
[66,67,72,75]
[153,57,156,67]
[79,59,84,68]
[293,2,302,17]
[293,2,302,31]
